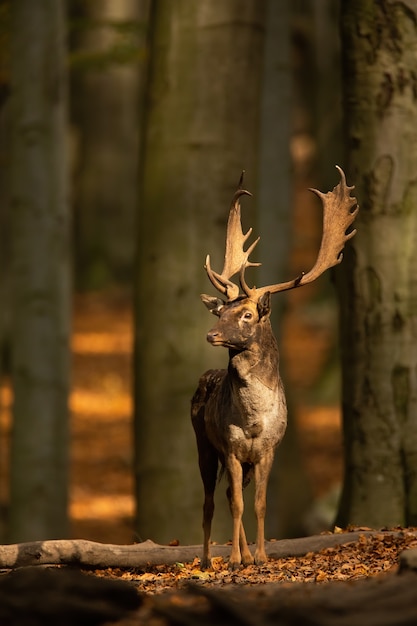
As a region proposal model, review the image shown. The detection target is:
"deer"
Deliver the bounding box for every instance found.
[191,166,358,569]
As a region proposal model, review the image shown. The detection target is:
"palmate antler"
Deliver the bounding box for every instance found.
[205,173,261,301]
[205,166,358,302]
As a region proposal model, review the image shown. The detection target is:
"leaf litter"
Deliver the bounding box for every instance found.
[88,529,417,626]
[91,528,417,593]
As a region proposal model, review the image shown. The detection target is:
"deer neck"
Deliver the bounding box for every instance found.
[228,320,279,391]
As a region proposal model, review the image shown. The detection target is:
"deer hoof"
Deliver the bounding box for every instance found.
[200,557,211,570]
[254,551,268,566]
[228,558,242,570]
[242,553,254,566]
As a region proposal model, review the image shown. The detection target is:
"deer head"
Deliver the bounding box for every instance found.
[201,292,272,352]
[201,166,358,318]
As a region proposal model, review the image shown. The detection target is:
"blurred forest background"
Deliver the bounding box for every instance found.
[1,0,416,547]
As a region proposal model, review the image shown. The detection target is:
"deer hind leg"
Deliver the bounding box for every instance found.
[191,396,219,569]
[196,433,218,568]
[225,456,254,569]
[253,450,274,565]
[226,462,254,567]
[200,448,218,569]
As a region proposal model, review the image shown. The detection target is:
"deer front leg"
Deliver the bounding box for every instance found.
[226,455,246,569]
[253,450,274,565]
[238,520,254,566]
[226,485,253,566]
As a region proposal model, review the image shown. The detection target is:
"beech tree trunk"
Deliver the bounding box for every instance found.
[337,0,417,527]
[0,82,11,385]
[9,0,71,541]
[134,0,266,544]
[71,0,150,288]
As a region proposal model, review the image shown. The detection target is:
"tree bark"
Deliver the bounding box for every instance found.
[337,0,417,527]
[134,0,266,545]
[71,0,150,288]
[0,78,11,385]
[313,0,343,190]
[9,0,71,541]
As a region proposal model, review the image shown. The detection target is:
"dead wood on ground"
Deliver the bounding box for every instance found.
[1,530,417,569]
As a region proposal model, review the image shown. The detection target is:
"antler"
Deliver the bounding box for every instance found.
[205,173,261,301]
[240,166,358,300]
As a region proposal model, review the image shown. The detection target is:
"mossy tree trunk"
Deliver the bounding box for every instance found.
[134,0,266,544]
[9,0,71,541]
[337,0,417,527]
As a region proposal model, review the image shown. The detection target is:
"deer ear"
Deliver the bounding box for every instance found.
[201,294,225,316]
[257,291,271,319]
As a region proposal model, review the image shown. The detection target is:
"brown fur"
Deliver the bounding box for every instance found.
[192,168,357,568]
[191,294,287,569]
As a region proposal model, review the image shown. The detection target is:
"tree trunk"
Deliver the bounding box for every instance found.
[312,0,343,191]
[134,0,266,544]
[9,0,71,541]
[0,53,11,545]
[71,0,150,289]
[0,84,11,384]
[337,0,417,527]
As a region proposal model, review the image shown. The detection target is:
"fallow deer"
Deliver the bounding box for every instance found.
[191,167,358,569]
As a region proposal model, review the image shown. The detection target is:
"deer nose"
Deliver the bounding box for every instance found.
[207,329,220,344]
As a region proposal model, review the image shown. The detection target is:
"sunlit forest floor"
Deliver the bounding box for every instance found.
[0,287,342,544]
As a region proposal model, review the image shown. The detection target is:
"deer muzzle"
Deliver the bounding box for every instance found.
[206,329,223,345]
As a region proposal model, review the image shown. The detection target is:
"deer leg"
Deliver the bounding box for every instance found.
[199,445,218,569]
[238,520,254,566]
[201,488,215,569]
[192,410,219,569]
[226,462,254,566]
[240,463,254,565]
[226,486,253,566]
[253,450,274,565]
[226,455,246,569]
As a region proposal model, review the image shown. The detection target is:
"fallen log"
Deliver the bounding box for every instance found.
[2,547,417,626]
[151,570,417,626]
[1,529,416,569]
[0,567,141,626]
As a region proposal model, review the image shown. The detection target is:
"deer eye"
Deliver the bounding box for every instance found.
[243,311,253,320]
